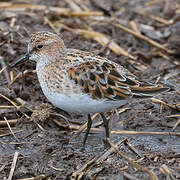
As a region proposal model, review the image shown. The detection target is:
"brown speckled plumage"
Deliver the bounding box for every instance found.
[11,31,169,147]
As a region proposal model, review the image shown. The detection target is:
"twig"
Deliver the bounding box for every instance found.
[71,156,98,180]
[134,5,173,25]
[71,139,126,179]
[54,23,135,60]
[145,0,165,6]
[0,65,8,75]
[0,119,18,127]
[52,22,146,70]
[44,17,60,36]
[0,162,7,172]
[0,93,20,109]
[124,139,144,158]
[151,98,180,111]
[94,38,112,55]
[48,164,64,171]
[149,15,173,25]
[160,164,176,180]
[50,112,71,126]
[71,138,126,179]
[117,107,130,114]
[69,11,103,16]
[72,125,180,136]
[129,21,141,34]
[0,130,23,137]
[9,72,22,85]
[123,172,139,180]
[22,129,38,139]
[33,121,46,131]
[0,105,21,109]
[166,114,180,118]
[0,57,10,84]
[17,175,45,180]
[8,151,19,180]
[64,0,83,12]
[111,130,180,136]
[107,138,158,180]
[96,138,126,163]
[173,119,180,130]
[112,23,174,54]
[0,93,30,119]
[0,2,103,17]
[52,119,69,129]
[4,117,19,141]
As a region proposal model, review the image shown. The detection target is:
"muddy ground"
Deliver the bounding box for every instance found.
[0,0,180,179]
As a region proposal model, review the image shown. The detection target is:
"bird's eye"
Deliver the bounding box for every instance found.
[37,44,43,49]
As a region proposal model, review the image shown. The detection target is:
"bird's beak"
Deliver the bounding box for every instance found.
[10,53,30,68]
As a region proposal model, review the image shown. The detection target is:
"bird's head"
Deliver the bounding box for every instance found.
[11,31,66,67]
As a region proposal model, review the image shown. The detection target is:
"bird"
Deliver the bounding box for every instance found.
[10,31,169,147]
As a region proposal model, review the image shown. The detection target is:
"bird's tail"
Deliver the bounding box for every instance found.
[131,82,170,98]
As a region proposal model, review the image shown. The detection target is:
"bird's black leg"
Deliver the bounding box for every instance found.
[100,113,110,139]
[83,114,92,147]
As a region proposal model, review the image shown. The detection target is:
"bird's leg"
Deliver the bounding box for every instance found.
[100,113,110,140]
[83,114,92,147]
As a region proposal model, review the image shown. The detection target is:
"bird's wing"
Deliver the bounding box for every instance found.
[66,51,168,100]
[67,59,132,101]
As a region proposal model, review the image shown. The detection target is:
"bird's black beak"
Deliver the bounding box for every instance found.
[10,53,30,68]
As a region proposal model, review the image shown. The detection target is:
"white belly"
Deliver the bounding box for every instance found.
[43,90,128,114]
